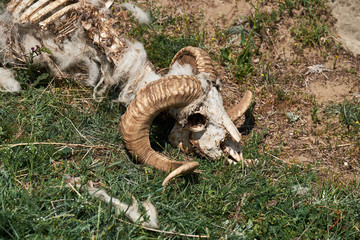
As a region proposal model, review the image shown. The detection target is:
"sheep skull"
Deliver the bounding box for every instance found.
[167,47,253,165]
[120,47,253,186]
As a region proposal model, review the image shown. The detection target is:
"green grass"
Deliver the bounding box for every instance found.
[127,8,205,70]
[326,101,360,140]
[291,19,329,47]
[1,84,360,238]
[1,0,360,239]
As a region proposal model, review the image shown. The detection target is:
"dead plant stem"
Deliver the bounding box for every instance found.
[115,217,210,238]
[0,142,112,150]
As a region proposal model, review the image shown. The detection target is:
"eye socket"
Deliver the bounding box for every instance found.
[186,113,208,132]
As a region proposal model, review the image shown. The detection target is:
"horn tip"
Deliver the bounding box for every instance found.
[161,161,199,187]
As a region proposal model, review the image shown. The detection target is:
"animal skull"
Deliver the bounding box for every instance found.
[120,47,253,186]
[2,0,253,186]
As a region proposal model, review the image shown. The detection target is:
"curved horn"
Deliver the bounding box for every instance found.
[120,75,203,186]
[226,90,253,123]
[170,46,217,81]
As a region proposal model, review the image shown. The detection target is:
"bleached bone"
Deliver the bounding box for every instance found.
[39,3,81,29]
[28,0,72,23]
[2,0,253,186]
[66,177,159,228]
[6,0,21,13]
[18,0,52,22]
[11,0,34,16]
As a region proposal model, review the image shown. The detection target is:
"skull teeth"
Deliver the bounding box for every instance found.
[223,145,243,163]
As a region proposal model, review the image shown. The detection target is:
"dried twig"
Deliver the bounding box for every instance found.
[298,143,354,151]
[0,142,112,150]
[115,217,210,239]
[67,182,83,197]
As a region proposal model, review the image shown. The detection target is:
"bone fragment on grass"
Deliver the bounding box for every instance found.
[66,176,159,229]
[291,184,310,195]
[305,64,331,79]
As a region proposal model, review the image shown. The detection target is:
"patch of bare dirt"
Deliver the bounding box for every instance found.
[152,0,253,34]
[309,79,350,103]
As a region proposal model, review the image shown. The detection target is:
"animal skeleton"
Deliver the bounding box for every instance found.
[0,0,253,187]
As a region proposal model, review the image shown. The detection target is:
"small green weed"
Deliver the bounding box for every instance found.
[220,0,261,82]
[327,100,360,132]
[278,0,328,18]
[311,98,320,124]
[291,19,329,47]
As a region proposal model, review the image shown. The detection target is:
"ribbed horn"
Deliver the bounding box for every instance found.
[120,75,203,186]
[170,46,217,81]
[226,90,253,123]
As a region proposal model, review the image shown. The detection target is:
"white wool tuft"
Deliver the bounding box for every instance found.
[166,61,194,76]
[0,13,9,50]
[56,39,88,70]
[43,32,101,86]
[113,41,161,105]
[91,0,113,12]
[0,68,21,93]
[0,11,17,63]
[91,0,101,7]
[113,41,148,83]
[122,3,151,25]
[87,59,100,86]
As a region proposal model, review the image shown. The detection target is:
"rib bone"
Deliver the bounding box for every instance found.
[6,0,21,13]
[20,0,52,23]
[39,2,81,29]
[29,0,72,23]
[12,0,34,15]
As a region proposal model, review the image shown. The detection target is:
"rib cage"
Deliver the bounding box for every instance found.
[7,0,127,65]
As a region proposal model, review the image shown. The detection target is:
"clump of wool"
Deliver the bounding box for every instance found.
[0,68,21,92]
